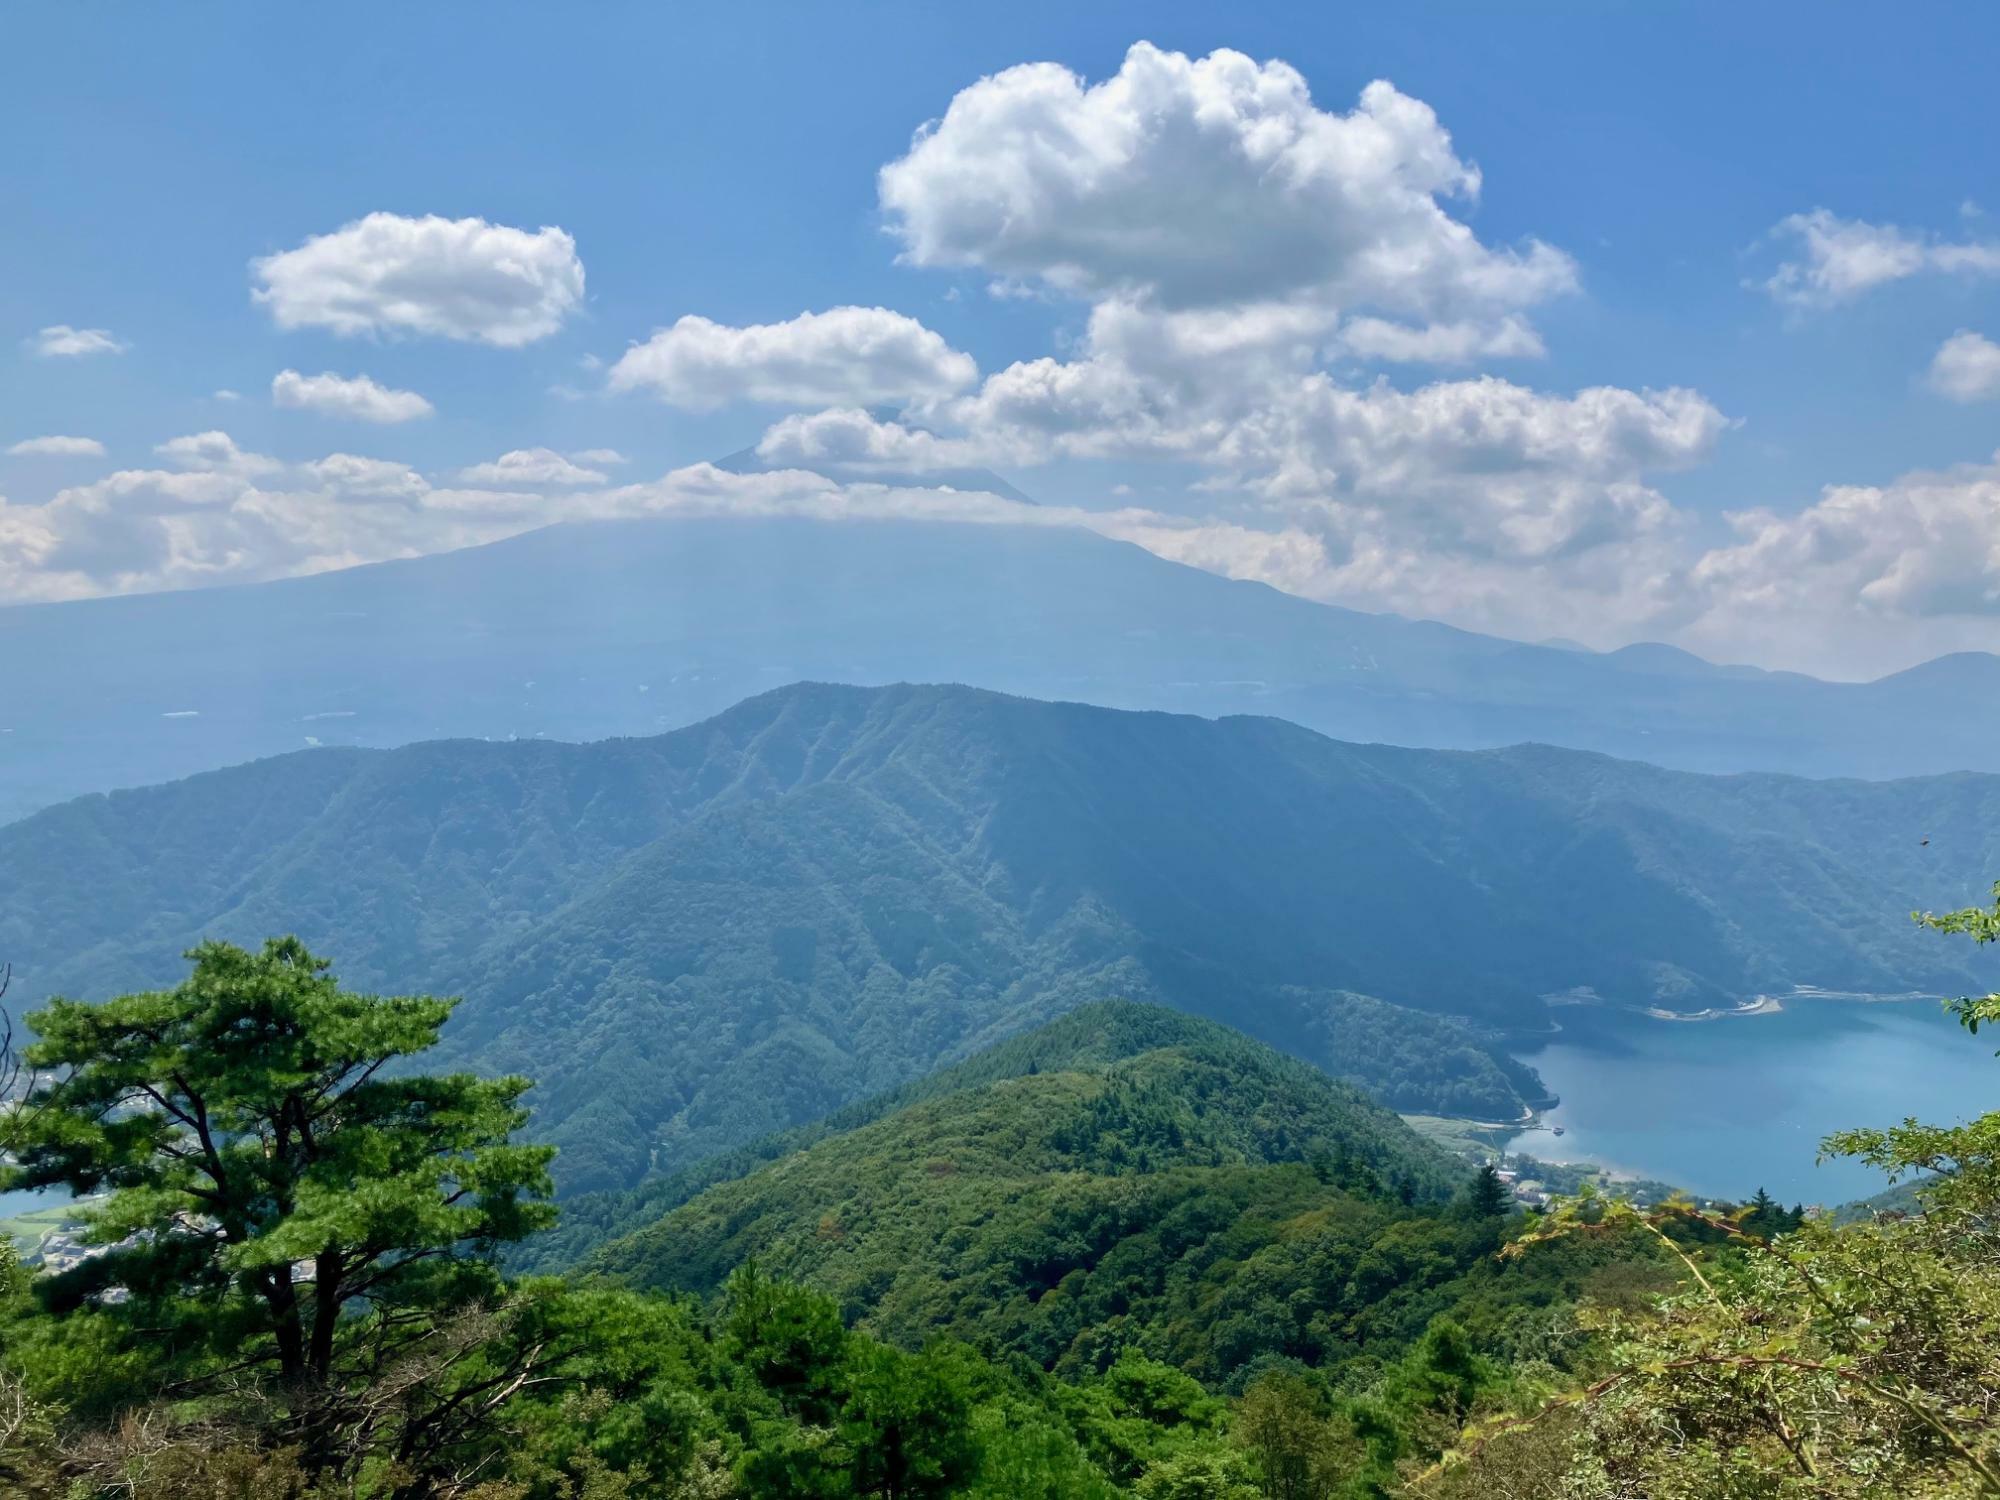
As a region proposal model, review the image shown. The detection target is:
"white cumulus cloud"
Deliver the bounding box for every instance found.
[755,408,1002,472]
[1693,457,2000,622]
[1760,208,2000,309]
[1662,454,2000,673]
[252,212,584,346]
[0,440,544,602]
[299,453,430,498]
[26,325,127,357]
[1927,331,2000,402]
[154,431,283,477]
[7,435,106,458]
[879,42,1575,322]
[608,306,977,409]
[458,448,608,486]
[272,368,435,423]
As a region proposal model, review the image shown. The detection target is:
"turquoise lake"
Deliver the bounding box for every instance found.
[1505,998,1998,1204]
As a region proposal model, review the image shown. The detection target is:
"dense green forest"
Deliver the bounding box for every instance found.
[574,1004,1609,1388]
[517,1003,1464,1277]
[0,942,1661,1497]
[4,682,1999,1196]
[6,891,2000,1496]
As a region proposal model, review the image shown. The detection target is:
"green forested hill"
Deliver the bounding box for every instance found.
[579,1003,1652,1388]
[3,681,1998,1194]
[533,1001,1461,1271]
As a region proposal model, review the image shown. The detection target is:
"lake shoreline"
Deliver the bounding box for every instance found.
[1536,985,1939,1030]
[1488,995,1985,1202]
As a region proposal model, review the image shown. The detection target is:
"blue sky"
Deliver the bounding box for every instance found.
[4,3,1999,675]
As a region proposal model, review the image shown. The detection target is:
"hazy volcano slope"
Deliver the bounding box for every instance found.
[2,681,1996,1193]
[7,514,2000,822]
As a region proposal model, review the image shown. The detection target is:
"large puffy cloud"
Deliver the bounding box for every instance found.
[1693,458,2000,622]
[608,306,977,409]
[594,43,1714,649]
[1198,378,1723,638]
[879,42,1573,326]
[860,49,1723,643]
[1226,378,1725,508]
[848,45,1659,549]
[272,369,435,423]
[774,365,1723,553]
[252,213,584,345]
[1760,209,2000,309]
[26,325,126,357]
[1662,455,2000,675]
[1928,331,2000,402]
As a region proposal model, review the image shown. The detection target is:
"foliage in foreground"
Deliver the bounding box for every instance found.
[0,943,1130,1497]
[10,886,2000,1497]
[0,942,1633,1497]
[1410,884,2000,1498]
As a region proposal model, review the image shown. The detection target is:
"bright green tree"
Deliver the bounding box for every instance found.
[838,1343,978,1499]
[2,937,555,1398]
[1134,1443,1262,1499]
[722,1260,852,1421]
[1234,1370,1353,1500]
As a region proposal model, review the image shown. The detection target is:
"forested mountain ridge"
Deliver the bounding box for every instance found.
[574,1002,1586,1385]
[12,513,2000,825]
[528,1001,1465,1273]
[4,681,1998,1195]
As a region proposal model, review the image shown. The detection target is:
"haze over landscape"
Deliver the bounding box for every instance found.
[7,8,2000,1497]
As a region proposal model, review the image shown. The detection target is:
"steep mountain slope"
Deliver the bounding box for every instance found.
[3,682,1998,1194]
[583,1002,1462,1314]
[532,1001,1467,1270]
[579,1003,1647,1386]
[6,513,2000,823]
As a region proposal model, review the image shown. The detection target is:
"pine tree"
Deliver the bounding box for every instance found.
[3,937,555,1395]
[1467,1162,1512,1217]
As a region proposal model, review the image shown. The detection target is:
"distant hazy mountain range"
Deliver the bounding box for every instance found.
[5,514,2000,824]
[3,682,1994,1195]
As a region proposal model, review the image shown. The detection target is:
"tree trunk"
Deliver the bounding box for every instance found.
[307,1251,343,1383]
[262,1267,307,1384]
